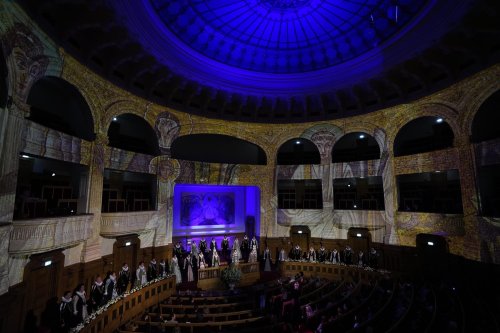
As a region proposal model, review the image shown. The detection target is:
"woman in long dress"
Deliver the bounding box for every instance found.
[211,249,220,267]
[232,238,242,260]
[231,248,240,265]
[248,245,258,263]
[198,251,206,269]
[170,255,182,284]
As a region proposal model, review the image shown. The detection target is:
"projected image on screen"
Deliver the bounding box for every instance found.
[181,192,235,226]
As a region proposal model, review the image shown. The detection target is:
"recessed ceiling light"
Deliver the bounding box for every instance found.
[356,233,362,237]
[125,241,131,246]
[298,230,303,234]
[427,241,434,246]
[353,204,357,208]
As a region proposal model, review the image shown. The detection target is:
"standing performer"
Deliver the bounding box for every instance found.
[248,245,258,263]
[72,284,88,325]
[158,259,167,278]
[330,248,340,264]
[263,247,272,271]
[191,240,199,257]
[210,237,217,252]
[173,241,183,259]
[344,245,353,265]
[308,246,316,262]
[89,276,104,312]
[221,235,230,260]
[250,236,258,252]
[184,253,194,282]
[136,262,147,287]
[199,237,208,254]
[103,272,117,304]
[198,251,206,269]
[117,263,130,294]
[232,237,242,261]
[211,248,220,267]
[59,291,73,332]
[241,234,250,261]
[147,258,158,281]
[317,244,327,263]
[170,255,182,284]
[231,248,240,265]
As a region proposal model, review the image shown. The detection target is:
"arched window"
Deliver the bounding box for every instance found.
[394,116,454,157]
[171,134,267,165]
[471,90,500,143]
[277,138,320,165]
[0,48,8,108]
[108,113,160,156]
[26,77,94,141]
[331,132,380,163]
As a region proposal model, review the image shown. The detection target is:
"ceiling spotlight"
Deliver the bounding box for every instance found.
[295,140,301,144]
[347,184,351,187]
[51,173,56,177]
[21,154,30,159]
[436,118,443,123]
[427,241,434,246]
[113,117,118,121]
[359,134,365,139]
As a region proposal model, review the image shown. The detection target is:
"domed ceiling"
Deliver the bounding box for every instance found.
[150,0,426,73]
[18,0,500,122]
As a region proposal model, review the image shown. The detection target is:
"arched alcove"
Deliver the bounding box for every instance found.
[331,132,380,163]
[471,90,500,143]
[171,134,267,165]
[107,113,160,156]
[394,116,454,157]
[0,48,8,108]
[277,138,320,165]
[26,77,95,141]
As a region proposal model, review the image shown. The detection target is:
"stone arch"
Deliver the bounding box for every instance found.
[276,137,320,165]
[26,76,95,141]
[107,113,160,156]
[470,89,500,143]
[331,132,380,163]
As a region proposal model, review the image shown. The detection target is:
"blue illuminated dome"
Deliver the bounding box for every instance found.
[150,0,426,73]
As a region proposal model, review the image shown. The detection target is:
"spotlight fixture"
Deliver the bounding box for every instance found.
[125,241,131,246]
[353,204,357,208]
[436,118,443,123]
[298,230,303,234]
[356,233,362,237]
[51,172,56,177]
[21,154,30,159]
[44,260,52,267]
[113,117,118,121]
[427,241,434,246]
[295,140,301,144]
[359,134,365,139]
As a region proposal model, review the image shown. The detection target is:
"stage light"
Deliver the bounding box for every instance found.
[44,260,52,267]
[356,233,362,237]
[21,154,30,159]
[347,184,351,187]
[113,117,118,121]
[125,241,131,246]
[298,230,303,234]
[295,140,301,144]
[353,204,357,208]
[436,118,443,123]
[359,134,365,139]
[427,241,434,246]
[51,173,56,177]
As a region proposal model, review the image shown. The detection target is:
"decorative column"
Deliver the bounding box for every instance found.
[456,136,481,261]
[0,100,30,294]
[382,145,399,245]
[81,132,107,262]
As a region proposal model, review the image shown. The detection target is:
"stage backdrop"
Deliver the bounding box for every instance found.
[173,184,260,237]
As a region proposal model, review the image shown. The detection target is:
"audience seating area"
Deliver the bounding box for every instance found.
[70,259,499,333]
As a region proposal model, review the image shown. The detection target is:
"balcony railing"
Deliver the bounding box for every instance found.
[9,214,92,255]
[100,210,157,237]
